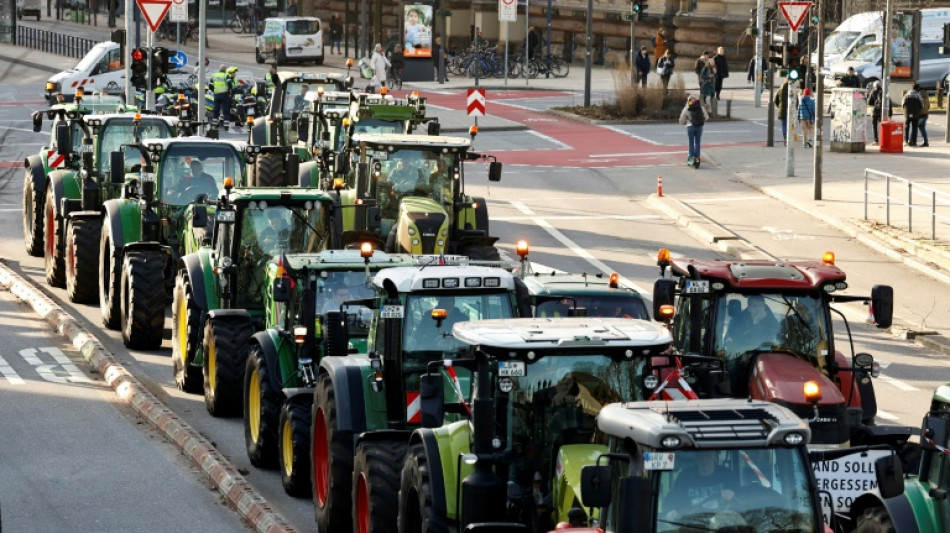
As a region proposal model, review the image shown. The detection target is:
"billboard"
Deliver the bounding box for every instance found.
[403,4,433,58]
[889,12,913,79]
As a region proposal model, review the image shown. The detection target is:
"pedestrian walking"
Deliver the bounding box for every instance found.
[527,26,540,60]
[635,46,651,88]
[679,95,709,168]
[918,87,930,147]
[699,58,716,110]
[747,56,767,86]
[867,81,892,145]
[713,46,729,100]
[902,83,923,146]
[694,51,710,88]
[209,64,234,130]
[432,35,447,82]
[329,14,343,54]
[653,28,666,62]
[798,88,815,147]
[774,78,789,143]
[656,50,675,92]
[370,43,391,92]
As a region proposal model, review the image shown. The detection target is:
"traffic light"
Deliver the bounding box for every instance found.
[632,0,647,13]
[131,47,147,89]
[786,44,802,79]
[747,8,758,36]
[769,43,786,67]
[151,47,170,85]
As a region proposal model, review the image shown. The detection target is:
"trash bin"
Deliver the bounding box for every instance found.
[829,87,867,152]
[879,121,904,153]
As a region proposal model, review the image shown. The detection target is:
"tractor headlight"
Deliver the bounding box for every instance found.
[660,436,682,449]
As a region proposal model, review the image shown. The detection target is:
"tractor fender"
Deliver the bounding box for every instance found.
[354,429,412,447]
[552,444,606,524]
[408,428,451,520]
[25,155,47,195]
[250,117,266,146]
[46,169,81,220]
[471,196,490,235]
[283,387,315,400]
[317,357,369,434]
[65,210,103,222]
[850,491,922,533]
[297,160,319,187]
[123,241,166,255]
[102,198,142,252]
[251,329,286,393]
[179,251,220,313]
[207,309,252,321]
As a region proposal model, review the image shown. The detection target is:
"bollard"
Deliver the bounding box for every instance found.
[726,99,732,118]
[657,176,663,197]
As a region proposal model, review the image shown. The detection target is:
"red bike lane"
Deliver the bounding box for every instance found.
[420,90,684,168]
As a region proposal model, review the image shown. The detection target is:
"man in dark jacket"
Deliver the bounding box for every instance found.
[635,46,651,88]
[329,15,343,55]
[902,83,924,146]
[838,67,861,88]
[713,46,729,99]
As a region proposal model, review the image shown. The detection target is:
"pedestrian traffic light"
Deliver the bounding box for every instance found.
[151,47,170,85]
[787,44,802,69]
[769,43,786,67]
[632,0,646,13]
[131,47,147,89]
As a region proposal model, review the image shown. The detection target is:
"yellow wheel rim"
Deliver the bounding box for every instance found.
[177,296,188,364]
[282,417,293,477]
[207,334,216,392]
[249,368,261,441]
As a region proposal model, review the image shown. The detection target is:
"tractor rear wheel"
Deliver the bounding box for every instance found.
[244,343,280,468]
[855,507,896,533]
[172,273,203,393]
[279,395,313,497]
[353,440,406,533]
[99,223,122,329]
[65,218,101,303]
[44,187,65,288]
[254,151,286,187]
[120,250,166,350]
[398,442,450,533]
[23,173,44,256]
[313,372,354,532]
[203,317,250,417]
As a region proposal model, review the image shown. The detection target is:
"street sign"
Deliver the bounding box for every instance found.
[467,88,486,116]
[498,0,516,23]
[621,12,635,22]
[136,0,172,33]
[169,0,187,23]
[778,1,812,32]
[169,50,188,69]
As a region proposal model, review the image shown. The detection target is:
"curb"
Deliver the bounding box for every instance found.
[0,262,298,533]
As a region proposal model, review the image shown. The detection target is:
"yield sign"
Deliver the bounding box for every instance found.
[136,0,171,33]
[778,1,812,32]
[467,88,486,116]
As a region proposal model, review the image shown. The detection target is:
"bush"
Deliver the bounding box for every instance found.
[558,63,690,120]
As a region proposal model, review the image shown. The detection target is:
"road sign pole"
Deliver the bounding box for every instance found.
[786,29,796,177]
[147,30,154,111]
[754,0,763,107]
[126,0,134,104]
[198,0,207,132]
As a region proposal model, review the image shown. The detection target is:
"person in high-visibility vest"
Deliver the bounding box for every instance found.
[209,64,233,130]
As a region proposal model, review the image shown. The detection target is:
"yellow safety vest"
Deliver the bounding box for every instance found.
[211,71,230,94]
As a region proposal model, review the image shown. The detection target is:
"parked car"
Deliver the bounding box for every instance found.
[255,17,324,65]
[826,40,950,91]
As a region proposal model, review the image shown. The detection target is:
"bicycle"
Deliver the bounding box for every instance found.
[157,19,199,45]
[229,7,253,34]
[528,54,569,79]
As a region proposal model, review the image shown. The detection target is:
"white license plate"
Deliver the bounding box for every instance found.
[683,280,709,294]
[498,361,525,377]
[644,452,675,471]
[380,305,404,319]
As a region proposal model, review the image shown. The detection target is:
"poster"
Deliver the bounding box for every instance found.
[403,4,432,58]
[889,13,913,79]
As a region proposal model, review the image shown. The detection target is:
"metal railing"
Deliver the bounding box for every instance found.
[864,168,950,240]
[15,26,97,59]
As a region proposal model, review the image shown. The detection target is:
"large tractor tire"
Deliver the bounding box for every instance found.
[460,244,501,261]
[254,151,286,187]
[172,273,203,393]
[398,441,450,533]
[120,250,166,350]
[44,187,66,288]
[99,223,123,329]
[279,395,313,497]
[65,218,101,304]
[23,172,44,256]
[854,507,896,533]
[244,343,281,468]
[313,372,354,532]
[353,440,407,533]
[203,318,251,417]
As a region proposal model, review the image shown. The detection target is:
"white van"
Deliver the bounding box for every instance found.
[45,41,125,102]
[255,17,324,66]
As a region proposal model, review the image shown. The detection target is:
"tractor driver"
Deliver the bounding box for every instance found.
[258,209,290,254]
[169,159,219,202]
[389,155,426,194]
[723,295,780,355]
[662,451,738,524]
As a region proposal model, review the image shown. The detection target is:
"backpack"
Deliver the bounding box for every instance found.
[689,104,705,126]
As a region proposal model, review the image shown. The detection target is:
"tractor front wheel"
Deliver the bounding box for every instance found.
[398,442,450,533]
[279,395,313,497]
[244,343,281,468]
[120,250,166,349]
[23,172,44,256]
[99,223,122,329]
[313,372,354,532]
[172,273,203,393]
[44,187,65,287]
[353,440,406,533]
[65,218,101,303]
[203,317,250,417]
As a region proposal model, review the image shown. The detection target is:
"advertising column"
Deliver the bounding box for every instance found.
[401,3,434,82]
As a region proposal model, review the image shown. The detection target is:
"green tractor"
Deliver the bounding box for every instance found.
[338,133,502,259]
[171,182,349,416]
[398,317,673,531]
[99,137,247,348]
[310,264,533,531]
[241,248,424,496]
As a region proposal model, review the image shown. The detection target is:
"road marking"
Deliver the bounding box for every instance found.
[20,347,91,384]
[683,196,763,204]
[509,201,648,295]
[0,126,46,134]
[0,355,25,385]
[602,125,667,146]
[875,409,899,421]
[493,214,659,222]
[877,375,919,392]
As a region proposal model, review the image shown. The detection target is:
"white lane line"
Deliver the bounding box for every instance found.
[0,126,46,134]
[0,209,23,212]
[494,214,660,222]
[877,375,920,392]
[683,196,764,203]
[0,355,25,385]
[510,201,648,295]
[875,409,900,421]
[601,125,667,146]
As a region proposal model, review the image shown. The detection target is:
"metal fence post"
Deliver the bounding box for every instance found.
[864,170,868,220]
[886,174,891,227]
[933,191,937,240]
[908,182,913,233]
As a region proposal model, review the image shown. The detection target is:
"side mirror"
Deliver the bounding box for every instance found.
[652,278,677,321]
[296,116,309,143]
[320,129,330,142]
[922,414,950,451]
[285,152,300,184]
[357,162,368,185]
[419,373,445,428]
[110,150,125,184]
[337,155,351,176]
[365,205,381,233]
[272,277,293,303]
[56,123,72,157]
[488,161,502,182]
[871,285,893,328]
[580,465,612,508]
[874,454,905,499]
[427,121,441,136]
[32,111,43,132]
[192,204,208,228]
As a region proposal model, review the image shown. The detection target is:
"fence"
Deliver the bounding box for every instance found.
[863,168,950,241]
[15,25,97,58]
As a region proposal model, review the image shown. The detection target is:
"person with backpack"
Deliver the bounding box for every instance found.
[679,95,709,168]
[797,88,816,148]
[918,87,931,147]
[694,51,710,88]
[867,81,892,145]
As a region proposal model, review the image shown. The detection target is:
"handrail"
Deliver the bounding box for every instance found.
[863,168,950,240]
[15,25,97,59]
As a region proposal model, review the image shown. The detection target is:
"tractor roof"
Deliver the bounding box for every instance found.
[352,133,469,150]
[85,114,178,126]
[145,136,247,151]
[452,317,671,356]
[667,258,847,291]
[523,271,641,297]
[373,265,515,293]
[285,250,421,270]
[278,71,348,86]
[595,399,811,450]
[228,187,335,203]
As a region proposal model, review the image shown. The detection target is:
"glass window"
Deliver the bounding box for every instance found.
[316,271,375,337]
[536,295,648,319]
[159,144,243,205]
[374,148,456,218]
[824,31,861,54]
[286,20,320,34]
[401,292,513,362]
[98,118,173,176]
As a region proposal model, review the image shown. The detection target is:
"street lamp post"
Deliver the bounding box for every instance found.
[583,0,592,106]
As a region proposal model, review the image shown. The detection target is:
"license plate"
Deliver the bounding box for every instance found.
[498,361,525,377]
[380,305,404,319]
[683,280,709,294]
[644,452,675,471]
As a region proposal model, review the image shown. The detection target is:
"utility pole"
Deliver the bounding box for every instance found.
[754,0,764,106]
[197,0,207,130]
[584,0,592,106]
[882,0,892,122]
[786,31,797,177]
[629,1,636,85]
[813,0,824,200]
[125,0,133,104]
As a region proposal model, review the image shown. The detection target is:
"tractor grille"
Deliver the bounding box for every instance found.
[408,212,445,254]
[668,408,778,442]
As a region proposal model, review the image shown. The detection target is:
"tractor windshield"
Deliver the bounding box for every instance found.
[653,448,817,533]
[160,144,244,206]
[536,295,649,319]
[371,148,457,218]
[98,118,173,176]
[283,81,343,115]
[316,271,375,338]
[503,354,637,490]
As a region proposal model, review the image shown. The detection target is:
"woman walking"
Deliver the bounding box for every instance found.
[679,95,709,168]
[798,88,815,147]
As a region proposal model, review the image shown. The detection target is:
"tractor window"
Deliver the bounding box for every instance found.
[160,144,244,206]
[655,448,816,533]
[97,119,173,176]
[537,295,649,319]
[316,272,375,337]
[670,295,711,355]
[49,118,86,154]
[401,292,513,364]
[353,118,405,137]
[376,149,456,210]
